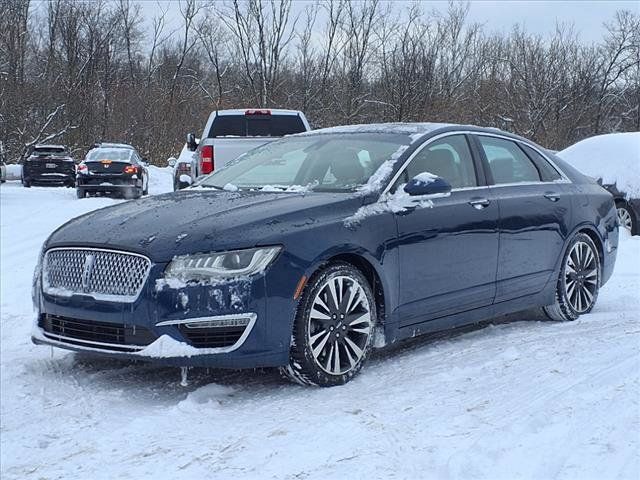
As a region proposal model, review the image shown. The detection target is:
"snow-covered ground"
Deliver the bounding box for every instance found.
[1,174,639,480]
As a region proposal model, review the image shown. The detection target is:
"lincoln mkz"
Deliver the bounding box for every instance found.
[32,124,619,386]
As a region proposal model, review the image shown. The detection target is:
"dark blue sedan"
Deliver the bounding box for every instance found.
[32,123,619,386]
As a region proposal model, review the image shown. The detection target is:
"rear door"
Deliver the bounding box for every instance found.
[473,135,572,303]
[394,134,500,326]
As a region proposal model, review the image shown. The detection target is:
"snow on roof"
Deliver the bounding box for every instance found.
[34,144,65,149]
[558,132,640,198]
[299,122,453,139]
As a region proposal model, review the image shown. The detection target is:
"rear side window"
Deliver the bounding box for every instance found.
[478,136,541,184]
[520,144,563,181]
[209,114,306,138]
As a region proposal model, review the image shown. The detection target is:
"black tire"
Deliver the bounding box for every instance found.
[616,200,636,235]
[143,175,148,195]
[544,233,600,322]
[280,262,377,387]
[22,179,31,188]
[76,188,86,199]
[122,187,139,200]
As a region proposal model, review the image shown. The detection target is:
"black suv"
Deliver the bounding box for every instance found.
[76,143,149,199]
[22,145,75,187]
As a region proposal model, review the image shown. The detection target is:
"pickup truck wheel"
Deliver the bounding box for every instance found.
[22,179,31,188]
[76,188,86,199]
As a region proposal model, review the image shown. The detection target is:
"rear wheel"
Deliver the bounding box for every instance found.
[281,262,376,387]
[544,233,600,321]
[616,201,636,234]
[76,188,86,199]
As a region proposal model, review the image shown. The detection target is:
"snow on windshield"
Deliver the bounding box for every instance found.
[558,132,640,197]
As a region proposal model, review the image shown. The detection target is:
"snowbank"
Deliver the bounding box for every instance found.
[146,165,173,194]
[4,164,22,180]
[558,132,640,198]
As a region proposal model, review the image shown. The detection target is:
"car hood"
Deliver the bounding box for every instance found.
[45,190,366,262]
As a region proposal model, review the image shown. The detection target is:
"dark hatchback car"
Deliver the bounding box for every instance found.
[22,144,75,187]
[76,143,149,199]
[32,124,619,386]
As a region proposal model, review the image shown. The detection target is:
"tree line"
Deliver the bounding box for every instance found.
[1,0,638,164]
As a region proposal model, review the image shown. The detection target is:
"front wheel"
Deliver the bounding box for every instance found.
[281,262,376,387]
[544,233,600,321]
[76,188,86,199]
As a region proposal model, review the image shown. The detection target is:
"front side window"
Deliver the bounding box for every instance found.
[200,133,411,192]
[395,134,477,190]
[478,136,541,184]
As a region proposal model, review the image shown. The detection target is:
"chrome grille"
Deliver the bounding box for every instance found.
[43,248,150,302]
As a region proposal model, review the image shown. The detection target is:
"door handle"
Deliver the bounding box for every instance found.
[544,193,560,202]
[468,198,491,210]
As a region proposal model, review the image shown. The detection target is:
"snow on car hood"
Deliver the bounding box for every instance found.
[558,132,640,198]
[44,190,364,262]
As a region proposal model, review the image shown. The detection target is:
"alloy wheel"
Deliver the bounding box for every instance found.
[307,275,372,375]
[564,241,599,313]
[617,206,633,231]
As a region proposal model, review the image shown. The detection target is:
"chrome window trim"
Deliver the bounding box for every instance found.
[382,130,571,195]
[156,313,258,354]
[43,247,152,303]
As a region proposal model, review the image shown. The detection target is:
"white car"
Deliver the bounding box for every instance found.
[558,132,640,234]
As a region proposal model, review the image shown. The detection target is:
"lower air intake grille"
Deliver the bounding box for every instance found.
[178,325,246,349]
[39,314,155,352]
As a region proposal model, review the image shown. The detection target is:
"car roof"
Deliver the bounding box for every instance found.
[97,142,135,150]
[297,122,539,145]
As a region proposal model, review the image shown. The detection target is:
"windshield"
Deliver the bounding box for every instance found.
[86,149,133,162]
[200,133,410,192]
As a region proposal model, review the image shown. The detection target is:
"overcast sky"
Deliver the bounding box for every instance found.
[137,0,639,44]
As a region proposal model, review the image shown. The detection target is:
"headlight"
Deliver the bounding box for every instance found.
[165,246,281,282]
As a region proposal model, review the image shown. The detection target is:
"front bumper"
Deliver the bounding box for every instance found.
[32,257,301,368]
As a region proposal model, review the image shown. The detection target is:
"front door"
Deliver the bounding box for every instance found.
[393,134,500,326]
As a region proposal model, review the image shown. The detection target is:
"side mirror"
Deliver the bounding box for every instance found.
[186,133,198,152]
[403,173,452,197]
[168,157,177,168]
